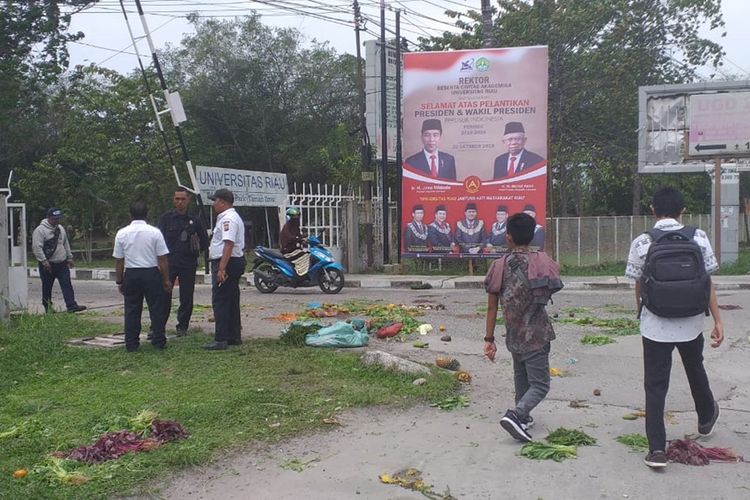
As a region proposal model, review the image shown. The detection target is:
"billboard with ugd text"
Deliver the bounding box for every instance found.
[401,46,548,258]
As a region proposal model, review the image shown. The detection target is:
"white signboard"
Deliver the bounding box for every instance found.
[195,166,288,207]
[688,91,750,156]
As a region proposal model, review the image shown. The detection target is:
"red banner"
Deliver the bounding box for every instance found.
[401,47,548,258]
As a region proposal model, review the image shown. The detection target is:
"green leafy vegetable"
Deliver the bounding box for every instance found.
[545,427,597,446]
[430,395,470,410]
[616,433,649,452]
[580,335,614,345]
[519,441,578,462]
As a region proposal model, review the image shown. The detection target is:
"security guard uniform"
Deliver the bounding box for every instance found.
[208,206,246,345]
[113,220,170,351]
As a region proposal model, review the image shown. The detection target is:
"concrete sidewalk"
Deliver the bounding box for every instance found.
[31,267,750,290]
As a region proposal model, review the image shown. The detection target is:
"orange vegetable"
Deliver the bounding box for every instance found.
[13,469,28,479]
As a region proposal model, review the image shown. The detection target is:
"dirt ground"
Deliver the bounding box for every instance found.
[31,279,750,499]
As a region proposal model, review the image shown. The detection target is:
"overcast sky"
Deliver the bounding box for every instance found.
[67,0,750,80]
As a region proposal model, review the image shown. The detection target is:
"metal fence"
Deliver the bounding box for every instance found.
[547,214,715,266]
[287,183,354,249]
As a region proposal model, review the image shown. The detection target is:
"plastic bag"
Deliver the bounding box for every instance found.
[305,321,369,348]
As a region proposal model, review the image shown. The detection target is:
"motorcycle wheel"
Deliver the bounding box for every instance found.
[318,268,344,294]
[254,263,279,293]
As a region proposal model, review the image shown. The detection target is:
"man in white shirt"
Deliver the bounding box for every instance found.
[113,201,172,352]
[204,188,246,350]
[625,187,723,469]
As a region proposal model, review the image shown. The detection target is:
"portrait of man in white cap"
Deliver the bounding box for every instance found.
[404,119,457,180]
[492,122,545,179]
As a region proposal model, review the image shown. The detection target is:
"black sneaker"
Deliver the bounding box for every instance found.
[644,450,667,469]
[698,400,720,437]
[67,305,87,313]
[521,415,534,430]
[500,410,533,442]
[202,341,228,350]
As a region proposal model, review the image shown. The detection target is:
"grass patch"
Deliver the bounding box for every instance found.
[602,303,635,314]
[0,314,457,499]
[560,307,590,314]
[545,427,597,446]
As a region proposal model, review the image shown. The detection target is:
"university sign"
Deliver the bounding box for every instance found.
[195,166,288,207]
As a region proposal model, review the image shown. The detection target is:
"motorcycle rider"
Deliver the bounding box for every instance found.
[280,207,309,278]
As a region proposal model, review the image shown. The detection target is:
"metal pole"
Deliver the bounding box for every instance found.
[395,9,402,264]
[123,0,210,272]
[380,0,390,264]
[0,194,9,322]
[480,0,495,48]
[353,0,374,270]
[714,157,722,266]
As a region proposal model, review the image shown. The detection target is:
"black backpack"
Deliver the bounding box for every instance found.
[639,226,710,318]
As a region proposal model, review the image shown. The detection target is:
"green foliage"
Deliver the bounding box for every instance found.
[429,395,470,410]
[1,1,96,183]
[519,441,578,462]
[580,334,615,346]
[422,0,725,216]
[545,427,597,446]
[161,15,360,187]
[0,314,457,498]
[616,433,650,452]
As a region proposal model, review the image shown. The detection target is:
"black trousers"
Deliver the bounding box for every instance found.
[167,264,197,332]
[39,261,77,311]
[643,334,715,452]
[123,268,168,349]
[211,257,245,343]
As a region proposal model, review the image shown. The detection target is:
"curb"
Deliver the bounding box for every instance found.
[28,268,748,290]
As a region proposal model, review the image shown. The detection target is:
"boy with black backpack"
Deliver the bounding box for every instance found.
[625,187,724,469]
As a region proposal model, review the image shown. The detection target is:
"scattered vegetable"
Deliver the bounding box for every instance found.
[128,409,158,436]
[440,335,452,342]
[0,420,30,440]
[280,321,324,346]
[379,468,456,499]
[376,322,403,338]
[580,335,614,345]
[546,427,597,446]
[435,357,460,371]
[549,367,566,377]
[412,341,429,348]
[666,439,743,466]
[616,433,649,452]
[430,395,470,410]
[569,399,589,408]
[519,441,577,462]
[280,457,319,472]
[455,371,472,383]
[34,457,90,485]
[561,316,639,336]
[12,469,28,479]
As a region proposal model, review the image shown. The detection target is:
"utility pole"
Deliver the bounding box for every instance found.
[379,0,390,264]
[481,0,496,48]
[395,9,403,264]
[119,0,210,272]
[353,0,374,269]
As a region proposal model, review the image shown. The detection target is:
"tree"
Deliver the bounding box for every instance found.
[421,0,725,215]
[160,14,360,186]
[0,0,95,181]
[18,66,176,254]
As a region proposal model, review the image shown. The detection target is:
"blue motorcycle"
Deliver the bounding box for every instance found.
[251,234,345,294]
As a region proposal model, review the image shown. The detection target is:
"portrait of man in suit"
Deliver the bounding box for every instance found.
[403,204,429,252]
[427,205,455,254]
[485,205,509,252]
[404,119,457,180]
[492,121,545,179]
[523,204,545,251]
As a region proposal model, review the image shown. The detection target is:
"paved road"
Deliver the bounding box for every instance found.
[30,280,750,499]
